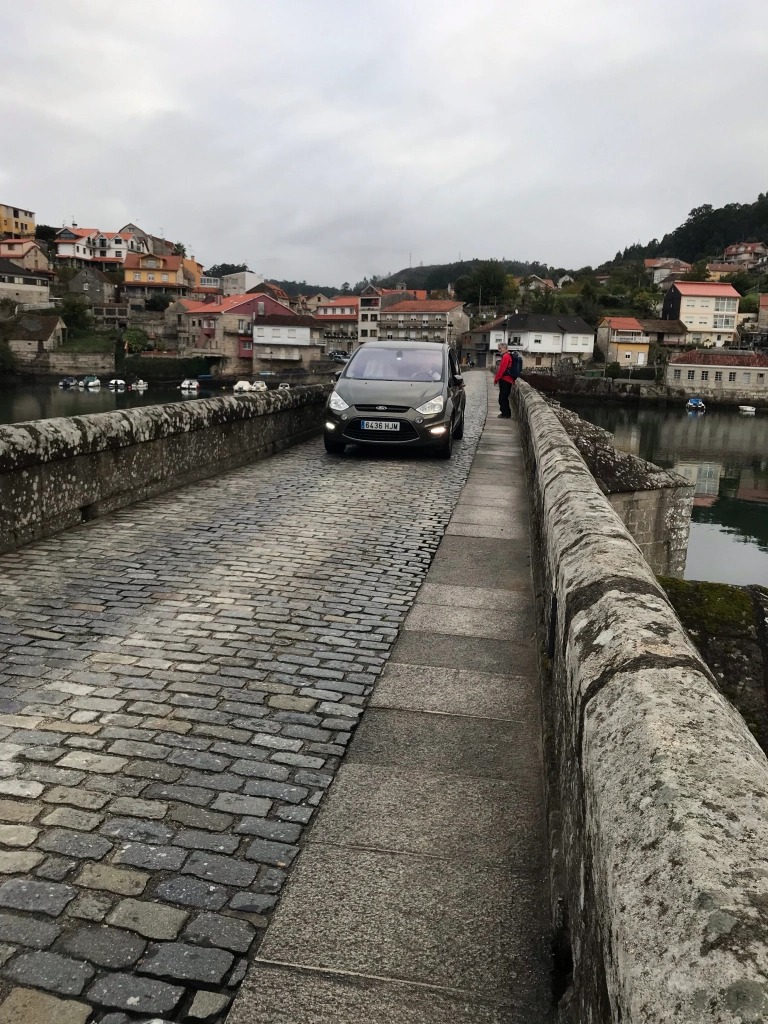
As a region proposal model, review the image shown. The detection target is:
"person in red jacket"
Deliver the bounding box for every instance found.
[493,342,518,418]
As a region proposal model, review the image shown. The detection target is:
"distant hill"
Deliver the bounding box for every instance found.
[619,192,768,264]
[376,259,557,291]
[264,279,351,297]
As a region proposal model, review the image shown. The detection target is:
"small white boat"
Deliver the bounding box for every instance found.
[251,381,268,392]
[180,378,200,391]
[278,382,290,391]
[80,375,101,389]
[686,397,705,412]
[131,380,148,390]
[739,405,756,415]
[233,380,254,393]
[108,379,126,389]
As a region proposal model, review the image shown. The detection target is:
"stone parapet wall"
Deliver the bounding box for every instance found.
[0,384,331,552]
[513,379,768,1022]
[12,351,116,375]
[551,404,694,577]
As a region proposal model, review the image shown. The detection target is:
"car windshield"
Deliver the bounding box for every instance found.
[345,347,443,382]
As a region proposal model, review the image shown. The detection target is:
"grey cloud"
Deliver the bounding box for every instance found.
[1,0,767,284]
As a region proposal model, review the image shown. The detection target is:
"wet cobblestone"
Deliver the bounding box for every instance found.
[0,374,486,1020]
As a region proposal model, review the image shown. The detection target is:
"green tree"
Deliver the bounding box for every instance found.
[503,275,520,306]
[145,292,173,312]
[531,287,555,314]
[203,263,249,278]
[632,290,659,317]
[738,292,759,314]
[60,294,92,332]
[723,270,753,296]
[124,328,150,354]
[173,242,187,257]
[681,259,710,281]
[35,224,58,243]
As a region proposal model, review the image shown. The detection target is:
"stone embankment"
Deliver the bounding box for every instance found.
[513,379,768,1022]
[0,384,330,553]
[524,372,768,407]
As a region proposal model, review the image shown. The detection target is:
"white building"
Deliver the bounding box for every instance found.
[495,313,595,369]
[222,271,263,295]
[55,227,148,269]
[662,281,740,348]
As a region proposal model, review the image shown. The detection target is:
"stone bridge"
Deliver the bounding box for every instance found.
[0,373,766,1023]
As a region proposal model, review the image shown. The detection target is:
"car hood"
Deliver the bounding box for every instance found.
[334,378,443,409]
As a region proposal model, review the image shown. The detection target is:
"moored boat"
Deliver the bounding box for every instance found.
[739,405,756,415]
[686,397,705,412]
[108,379,126,389]
[180,378,200,391]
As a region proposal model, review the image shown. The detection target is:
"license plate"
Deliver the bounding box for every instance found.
[361,420,400,431]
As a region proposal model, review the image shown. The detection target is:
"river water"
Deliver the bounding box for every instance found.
[561,399,768,587]
[0,382,224,424]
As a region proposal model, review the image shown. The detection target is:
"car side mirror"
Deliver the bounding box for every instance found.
[454,373,465,388]
[333,369,343,379]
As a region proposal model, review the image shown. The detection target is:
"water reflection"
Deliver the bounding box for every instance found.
[560,399,768,586]
[0,384,217,426]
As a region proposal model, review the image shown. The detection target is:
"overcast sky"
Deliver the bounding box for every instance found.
[2,1,767,285]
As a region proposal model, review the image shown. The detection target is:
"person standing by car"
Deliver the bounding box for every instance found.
[493,342,521,418]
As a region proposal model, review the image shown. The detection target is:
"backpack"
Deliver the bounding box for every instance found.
[511,351,523,379]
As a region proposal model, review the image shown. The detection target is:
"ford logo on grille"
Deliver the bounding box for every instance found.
[376,405,387,410]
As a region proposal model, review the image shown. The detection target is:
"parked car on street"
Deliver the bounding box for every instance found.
[323,341,465,458]
[328,350,349,363]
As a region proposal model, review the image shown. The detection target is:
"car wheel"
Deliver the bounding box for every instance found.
[453,413,465,440]
[324,435,346,455]
[435,424,453,459]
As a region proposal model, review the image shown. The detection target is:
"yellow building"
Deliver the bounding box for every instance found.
[597,316,651,367]
[182,257,204,290]
[706,263,735,281]
[1,204,35,238]
[122,252,189,307]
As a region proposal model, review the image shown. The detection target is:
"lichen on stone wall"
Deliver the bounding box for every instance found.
[659,577,768,753]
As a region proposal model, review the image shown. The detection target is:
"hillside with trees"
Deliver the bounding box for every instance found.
[618,193,768,264]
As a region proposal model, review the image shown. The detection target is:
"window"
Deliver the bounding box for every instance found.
[673,369,681,380]
[257,327,265,336]
[684,317,694,325]
[533,336,542,345]
[743,372,751,383]
[715,371,722,382]
[713,316,734,329]
[161,273,169,282]
[272,328,281,337]
[288,329,296,338]
[410,315,417,321]
[698,318,708,325]
[370,314,378,321]
[692,334,702,343]
[687,370,695,380]
[625,352,632,360]
[759,373,765,384]
[512,335,522,346]
[386,332,393,339]
[82,282,89,291]
[386,314,393,321]
[258,302,265,315]
[729,371,736,382]
[146,259,157,268]
[715,297,737,312]
[360,329,368,337]
[700,300,710,308]
[399,330,406,338]
[685,300,695,308]
[701,371,709,381]
[115,251,122,258]
[242,340,252,350]
[13,277,22,284]
[370,329,378,337]
[238,319,246,332]
[361,314,368,321]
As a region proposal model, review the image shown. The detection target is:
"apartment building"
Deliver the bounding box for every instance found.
[644,257,692,288]
[0,258,52,305]
[0,204,35,238]
[315,297,359,351]
[503,313,595,369]
[356,284,414,346]
[723,242,768,269]
[662,281,740,347]
[252,313,324,370]
[122,253,188,307]
[378,300,469,346]
[666,351,768,396]
[222,271,263,295]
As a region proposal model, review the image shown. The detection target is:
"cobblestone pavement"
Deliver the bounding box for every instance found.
[0,373,486,1022]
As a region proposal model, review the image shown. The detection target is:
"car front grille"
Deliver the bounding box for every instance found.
[354,404,409,412]
[342,418,419,442]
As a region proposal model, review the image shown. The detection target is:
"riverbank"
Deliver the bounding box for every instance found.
[523,372,768,408]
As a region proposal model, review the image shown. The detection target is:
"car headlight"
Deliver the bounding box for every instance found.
[328,391,349,412]
[416,395,444,415]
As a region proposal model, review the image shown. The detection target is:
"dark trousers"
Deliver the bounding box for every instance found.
[498,379,513,417]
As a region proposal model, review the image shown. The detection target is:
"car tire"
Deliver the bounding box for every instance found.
[435,425,453,459]
[324,436,346,455]
[453,413,465,440]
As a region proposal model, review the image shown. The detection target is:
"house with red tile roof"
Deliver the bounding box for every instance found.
[54,227,149,269]
[644,257,692,288]
[596,316,650,366]
[315,297,359,350]
[0,239,51,272]
[662,281,740,348]
[723,241,768,269]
